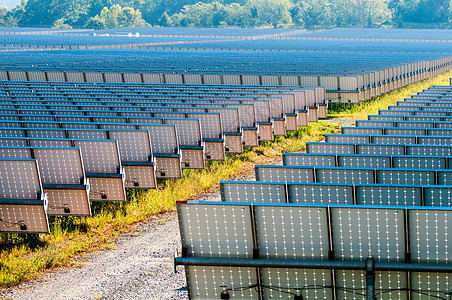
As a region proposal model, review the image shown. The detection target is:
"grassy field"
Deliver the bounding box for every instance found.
[1,69,451,288]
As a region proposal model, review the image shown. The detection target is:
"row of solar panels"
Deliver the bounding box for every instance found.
[0,27,305,38]
[0,49,450,103]
[152,38,452,54]
[299,28,452,41]
[176,85,452,299]
[0,82,327,234]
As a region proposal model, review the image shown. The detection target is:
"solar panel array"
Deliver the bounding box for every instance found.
[176,83,452,299]
[0,79,326,234]
[0,27,451,103]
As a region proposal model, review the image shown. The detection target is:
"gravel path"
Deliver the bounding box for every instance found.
[1,212,189,300]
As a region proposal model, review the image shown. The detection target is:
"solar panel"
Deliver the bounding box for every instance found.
[88,175,126,202]
[139,124,179,154]
[220,181,286,203]
[45,189,90,216]
[32,147,84,185]
[317,168,374,184]
[185,266,259,299]
[424,187,452,207]
[393,156,446,170]
[253,205,329,260]
[224,133,243,153]
[410,272,452,300]
[0,159,42,200]
[407,145,452,156]
[356,185,421,206]
[0,146,90,215]
[0,159,50,233]
[283,153,336,167]
[178,202,254,258]
[342,127,383,135]
[338,155,391,168]
[306,143,354,154]
[288,183,353,204]
[335,270,408,300]
[260,268,333,299]
[357,144,404,155]
[242,127,259,147]
[180,147,205,170]
[108,130,152,162]
[73,140,120,174]
[0,201,50,233]
[331,207,405,262]
[255,166,315,183]
[409,209,452,264]
[153,154,182,179]
[372,135,417,145]
[27,129,67,139]
[204,139,225,161]
[376,169,435,186]
[325,134,370,144]
[385,128,426,136]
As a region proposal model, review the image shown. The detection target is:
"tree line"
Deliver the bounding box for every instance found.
[0,0,451,29]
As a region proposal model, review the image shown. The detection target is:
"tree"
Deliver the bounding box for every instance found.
[85,15,105,29]
[331,0,392,27]
[86,4,148,29]
[52,17,72,28]
[292,0,333,28]
[223,3,251,27]
[246,0,294,28]
[170,2,222,27]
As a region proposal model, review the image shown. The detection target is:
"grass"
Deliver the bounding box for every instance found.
[0,121,339,289]
[328,70,452,121]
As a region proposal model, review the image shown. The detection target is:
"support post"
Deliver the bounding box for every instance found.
[366,257,375,300]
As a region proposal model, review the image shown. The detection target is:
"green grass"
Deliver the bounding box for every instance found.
[328,70,452,122]
[0,121,339,288]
